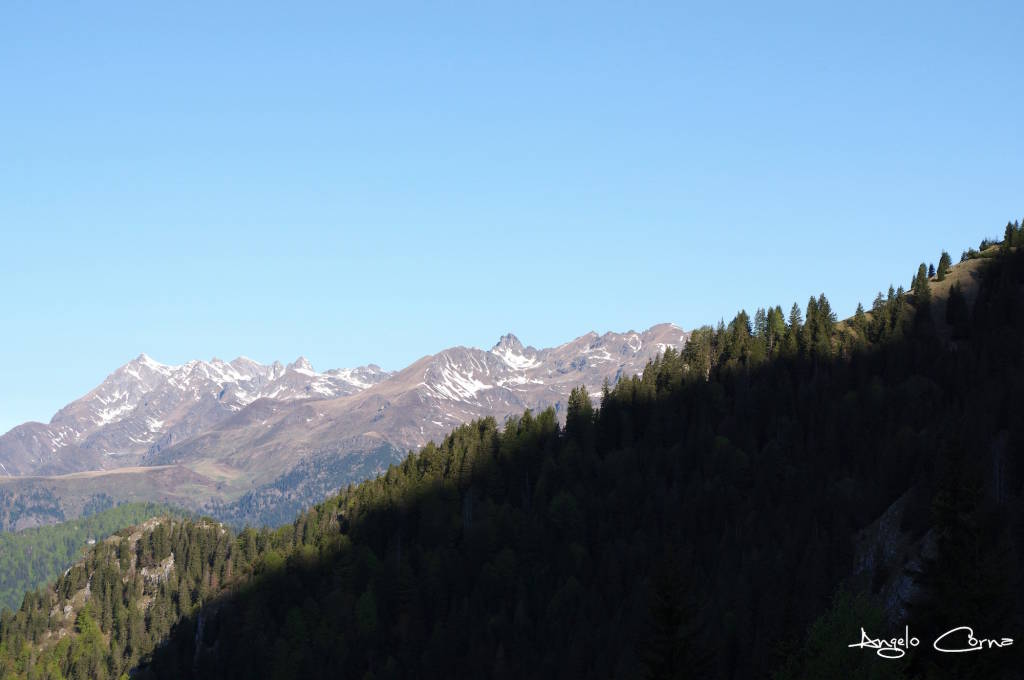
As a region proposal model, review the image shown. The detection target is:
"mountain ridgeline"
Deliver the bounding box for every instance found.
[3,226,1024,679]
[0,323,687,530]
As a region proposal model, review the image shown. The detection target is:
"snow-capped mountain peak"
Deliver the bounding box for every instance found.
[135,353,172,374]
[0,352,396,475]
[325,365,388,390]
[493,333,523,352]
[287,357,316,375]
[0,323,689,478]
[490,333,540,370]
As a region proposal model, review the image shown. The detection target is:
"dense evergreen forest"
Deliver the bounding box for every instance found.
[0,504,179,613]
[204,443,403,528]
[0,488,64,534]
[2,224,1024,679]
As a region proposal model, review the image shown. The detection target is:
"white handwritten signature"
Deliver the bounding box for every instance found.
[848,626,1013,659]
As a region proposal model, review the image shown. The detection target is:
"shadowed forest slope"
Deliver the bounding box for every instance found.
[3,226,1024,679]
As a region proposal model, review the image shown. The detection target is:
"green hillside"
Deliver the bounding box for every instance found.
[0,503,180,613]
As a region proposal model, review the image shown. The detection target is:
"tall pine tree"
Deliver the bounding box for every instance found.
[937,251,952,281]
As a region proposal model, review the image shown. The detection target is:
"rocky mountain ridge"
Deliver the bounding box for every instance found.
[0,323,689,525]
[0,354,391,476]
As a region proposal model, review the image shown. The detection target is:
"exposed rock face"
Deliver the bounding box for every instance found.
[141,553,176,588]
[852,489,937,622]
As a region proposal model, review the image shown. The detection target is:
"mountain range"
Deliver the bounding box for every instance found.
[0,323,688,527]
[4,233,1021,679]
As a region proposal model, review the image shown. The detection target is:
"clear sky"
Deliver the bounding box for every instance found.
[1,2,1022,433]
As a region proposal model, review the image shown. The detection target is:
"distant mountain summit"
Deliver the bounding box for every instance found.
[490,333,539,370]
[137,323,689,487]
[0,354,393,476]
[0,323,689,522]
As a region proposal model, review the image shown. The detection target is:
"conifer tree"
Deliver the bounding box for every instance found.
[643,556,711,680]
[753,308,767,340]
[937,251,951,281]
[766,306,786,354]
[816,294,836,334]
[945,282,970,339]
[565,385,595,453]
[780,303,802,356]
[681,327,714,380]
[799,297,818,353]
[912,264,931,305]
[787,302,802,330]
[871,292,885,315]
[853,302,867,337]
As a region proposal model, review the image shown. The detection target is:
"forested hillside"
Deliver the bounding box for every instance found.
[0,487,64,534]
[0,503,179,613]
[2,225,1024,679]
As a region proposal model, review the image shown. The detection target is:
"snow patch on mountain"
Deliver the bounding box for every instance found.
[287,357,316,375]
[424,363,494,401]
[491,333,541,370]
[94,400,136,426]
[492,345,540,370]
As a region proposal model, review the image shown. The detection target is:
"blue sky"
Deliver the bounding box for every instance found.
[1,1,1022,433]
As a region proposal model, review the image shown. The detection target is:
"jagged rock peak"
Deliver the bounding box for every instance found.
[287,357,315,373]
[492,333,523,352]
